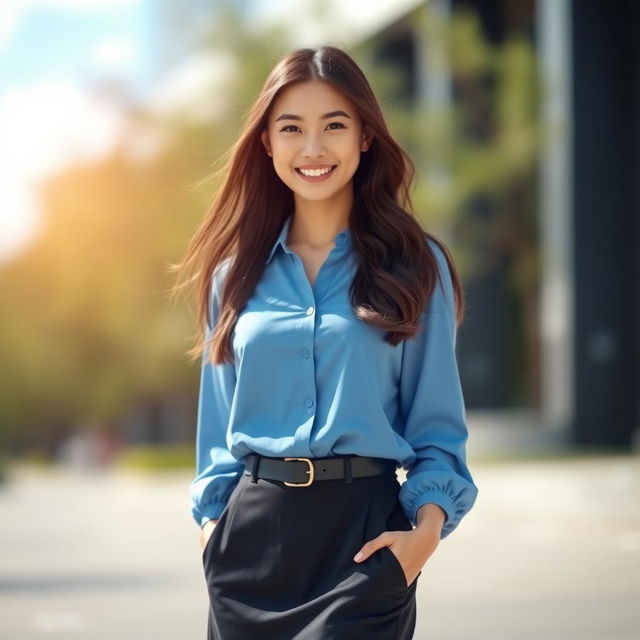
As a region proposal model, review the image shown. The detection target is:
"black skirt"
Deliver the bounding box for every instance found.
[201,456,421,640]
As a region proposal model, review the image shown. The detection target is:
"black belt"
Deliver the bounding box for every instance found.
[242,453,397,486]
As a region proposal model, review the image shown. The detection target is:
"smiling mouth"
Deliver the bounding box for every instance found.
[295,165,338,177]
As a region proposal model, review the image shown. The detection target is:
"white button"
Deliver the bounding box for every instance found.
[306,306,314,315]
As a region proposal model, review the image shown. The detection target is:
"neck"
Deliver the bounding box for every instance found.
[289,189,352,249]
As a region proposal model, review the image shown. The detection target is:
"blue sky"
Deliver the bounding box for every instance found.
[0,0,398,262]
[0,1,151,90]
[1,6,141,89]
[0,0,149,262]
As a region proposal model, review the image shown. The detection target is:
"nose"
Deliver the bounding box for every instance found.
[302,133,326,159]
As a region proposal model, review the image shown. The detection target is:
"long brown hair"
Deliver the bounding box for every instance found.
[170,45,465,366]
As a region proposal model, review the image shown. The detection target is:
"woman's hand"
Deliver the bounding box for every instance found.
[352,505,444,586]
[352,528,439,586]
[200,519,219,552]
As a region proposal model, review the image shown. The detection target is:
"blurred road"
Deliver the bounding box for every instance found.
[0,454,638,639]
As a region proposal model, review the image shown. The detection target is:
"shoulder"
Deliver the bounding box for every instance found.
[425,236,449,272]
[212,256,233,286]
[207,257,234,329]
[424,236,455,314]
[210,256,234,298]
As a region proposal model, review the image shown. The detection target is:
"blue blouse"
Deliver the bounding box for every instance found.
[189,213,478,539]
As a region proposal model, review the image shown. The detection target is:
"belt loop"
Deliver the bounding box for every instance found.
[343,456,353,484]
[250,454,260,483]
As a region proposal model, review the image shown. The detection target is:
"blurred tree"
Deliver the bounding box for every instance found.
[356,4,540,407]
[0,4,294,456]
[0,1,541,458]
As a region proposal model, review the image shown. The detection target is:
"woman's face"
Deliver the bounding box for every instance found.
[261,79,371,203]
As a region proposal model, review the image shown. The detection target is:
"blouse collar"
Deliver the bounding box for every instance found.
[264,213,351,265]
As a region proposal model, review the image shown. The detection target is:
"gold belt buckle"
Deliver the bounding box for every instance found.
[283,457,315,486]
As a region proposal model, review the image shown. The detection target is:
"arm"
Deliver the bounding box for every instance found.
[189,262,245,529]
[397,240,479,539]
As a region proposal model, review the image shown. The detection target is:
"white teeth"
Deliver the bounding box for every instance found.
[298,166,334,177]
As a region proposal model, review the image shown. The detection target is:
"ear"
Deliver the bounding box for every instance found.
[361,124,373,152]
[261,129,272,157]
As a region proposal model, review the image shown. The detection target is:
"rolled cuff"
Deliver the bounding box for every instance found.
[398,471,478,539]
[193,500,228,529]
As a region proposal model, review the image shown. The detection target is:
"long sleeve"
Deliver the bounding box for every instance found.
[189,262,245,529]
[397,240,479,539]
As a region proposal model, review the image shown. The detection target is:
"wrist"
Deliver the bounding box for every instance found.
[414,503,446,534]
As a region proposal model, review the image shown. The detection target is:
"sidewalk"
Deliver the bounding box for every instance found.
[411,453,640,639]
[0,454,638,639]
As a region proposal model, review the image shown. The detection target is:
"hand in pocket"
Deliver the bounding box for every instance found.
[200,519,219,553]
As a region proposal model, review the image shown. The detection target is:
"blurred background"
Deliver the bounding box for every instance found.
[0,0,638,638]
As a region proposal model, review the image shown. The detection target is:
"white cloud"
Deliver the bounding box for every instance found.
[0,1,30,49]
[1,80,127,175]
[146,50,238,123]
[0,80,129,261]
[0,0,155,262]
[247,0,428,47]
[89,36,137,75]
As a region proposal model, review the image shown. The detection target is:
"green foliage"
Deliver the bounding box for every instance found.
[0,2,542,451]
[356,4,541,406]
[115,444,195,470]
[0,4,292,451]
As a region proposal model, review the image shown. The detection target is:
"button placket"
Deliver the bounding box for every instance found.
[305,306,315,413]
[288,249,323,441]
[303,300,316,417]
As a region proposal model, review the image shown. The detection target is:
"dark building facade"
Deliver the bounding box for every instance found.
[352,0,639,449]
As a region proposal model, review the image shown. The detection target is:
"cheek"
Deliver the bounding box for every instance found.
[336,137,364,163]
[270,135,294,153]
[336,136,362,160]
[271,158,297,187]
[268,140,292,166]
[271,148,296,174]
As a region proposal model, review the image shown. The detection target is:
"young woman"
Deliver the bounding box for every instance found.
[176,45,478,639]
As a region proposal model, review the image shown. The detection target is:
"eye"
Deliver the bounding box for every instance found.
[278,122,347,133]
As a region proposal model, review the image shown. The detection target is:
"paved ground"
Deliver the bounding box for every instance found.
[0,454,638,639]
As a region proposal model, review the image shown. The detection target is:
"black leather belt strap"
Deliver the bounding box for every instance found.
[242,453,396,486]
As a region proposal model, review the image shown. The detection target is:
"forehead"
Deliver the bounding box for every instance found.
[269,80,354,119]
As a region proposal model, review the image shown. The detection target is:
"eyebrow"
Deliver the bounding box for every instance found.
[274,110,352,122]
